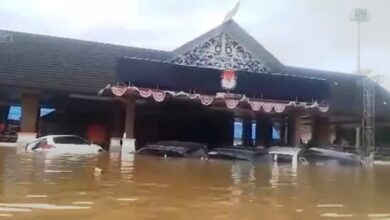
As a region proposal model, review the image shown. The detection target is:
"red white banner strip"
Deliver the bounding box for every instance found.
[319,105,329,113]
[152,91,166,102]
[200,96,214,106]
[138,88,152,98]
[274,103,287,113]
[108,85,329,113]
[249,101,263,111]
[188,94,200,99]
[262,102,274,113]
[111,86,127,97]
[225,99,240,109]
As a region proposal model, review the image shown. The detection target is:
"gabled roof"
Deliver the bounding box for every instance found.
[172,20,284,72]
[0,30,171,94]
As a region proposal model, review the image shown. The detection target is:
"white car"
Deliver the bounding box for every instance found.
[25,135,104,154]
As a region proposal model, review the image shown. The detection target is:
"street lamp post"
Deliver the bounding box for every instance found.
[350,8,375,164]
[350,8,370,72]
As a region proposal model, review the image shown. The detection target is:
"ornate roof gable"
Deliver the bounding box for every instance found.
[171,32,271,73]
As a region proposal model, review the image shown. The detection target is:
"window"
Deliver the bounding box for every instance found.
[8,106,21,121]
[53,136,89,145]
[251,121,256,144]
[233,120,243,139]
[7,106,55,121]
[272,122,282,140]
[233,119,243,146]
[32,139,48,150]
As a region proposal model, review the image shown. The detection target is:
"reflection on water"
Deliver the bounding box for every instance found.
[1,148,390,219]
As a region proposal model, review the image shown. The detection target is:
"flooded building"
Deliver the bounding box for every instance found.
[1,20,390,151]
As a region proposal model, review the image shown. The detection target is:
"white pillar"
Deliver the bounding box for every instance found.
[356,126,361,149]
[122,98,136,154]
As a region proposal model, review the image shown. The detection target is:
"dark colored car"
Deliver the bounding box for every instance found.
[137,141,208,158]
[0,121,19,143]
[208,146,268,161]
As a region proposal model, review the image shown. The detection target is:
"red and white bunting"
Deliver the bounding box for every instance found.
[274,103,287,113]
[165,91,176,96]
[107,85,329,113]
[152,91,166,102]
[175,91,188,97]
[188,94,199,99]
[262,103,274,113]
[200,96,214,106]
[319,105,329,113]
[138,88,152,98]
[249,101,263,111]
[225,99,239,109]
[111,86,127,97]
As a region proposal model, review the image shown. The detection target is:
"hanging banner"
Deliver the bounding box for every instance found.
[200,96,214,106]
[319,105,330,113]
[221,70,237,90]
[106,84,328,113]
[274,103,287,113]
[249,101,263,111]
[152,91,166,102]
[138,88,152,98]
[111,86,127,97]
[225,99,239,109]
[175,91,189,97]
[188,94,199,99]
[262,102,274,112]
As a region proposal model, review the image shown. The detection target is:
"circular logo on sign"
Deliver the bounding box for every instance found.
[221,70,237,90]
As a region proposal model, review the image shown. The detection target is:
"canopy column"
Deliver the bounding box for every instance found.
[242,119,253,146]
[17,92,40,146]
[109,103,125,151]
[122,98,136,154]
[288,112,302,147]
[312,116,331,146]
[257,117,273,148]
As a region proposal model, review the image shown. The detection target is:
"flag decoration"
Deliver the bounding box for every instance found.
[111,85,127,97]
[139,88,153,98]
[101,85,329,113]
[152,91,166,102]
[225,99,240,109]
[200,95,214,106]
[274,103,287,113]
[249,101,262,111]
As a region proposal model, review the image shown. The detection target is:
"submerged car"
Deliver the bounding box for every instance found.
[300,147,361,165]
[208,146,268,161]
[137,141,208,158]
[25,135,104,154]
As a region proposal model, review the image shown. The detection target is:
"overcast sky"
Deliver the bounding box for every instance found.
[1,0,389,89]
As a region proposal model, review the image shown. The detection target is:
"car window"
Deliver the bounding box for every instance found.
[53,136,89,145]
[32,139,47,150]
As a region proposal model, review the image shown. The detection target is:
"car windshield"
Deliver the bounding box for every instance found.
[53,136,89,145]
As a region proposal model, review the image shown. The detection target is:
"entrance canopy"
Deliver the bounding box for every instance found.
[116,57,330,103]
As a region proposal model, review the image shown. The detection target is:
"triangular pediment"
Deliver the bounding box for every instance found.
[171,32,271,73]
[170,20,284,73]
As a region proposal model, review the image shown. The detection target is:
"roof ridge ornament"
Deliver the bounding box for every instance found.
[223,0,241,23]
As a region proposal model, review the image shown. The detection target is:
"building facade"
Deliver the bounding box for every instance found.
[1,20,390,152]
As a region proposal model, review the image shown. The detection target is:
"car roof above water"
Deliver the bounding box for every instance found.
[28,135,82,143]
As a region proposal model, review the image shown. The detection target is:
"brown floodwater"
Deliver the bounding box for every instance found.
[0,147,390,220]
